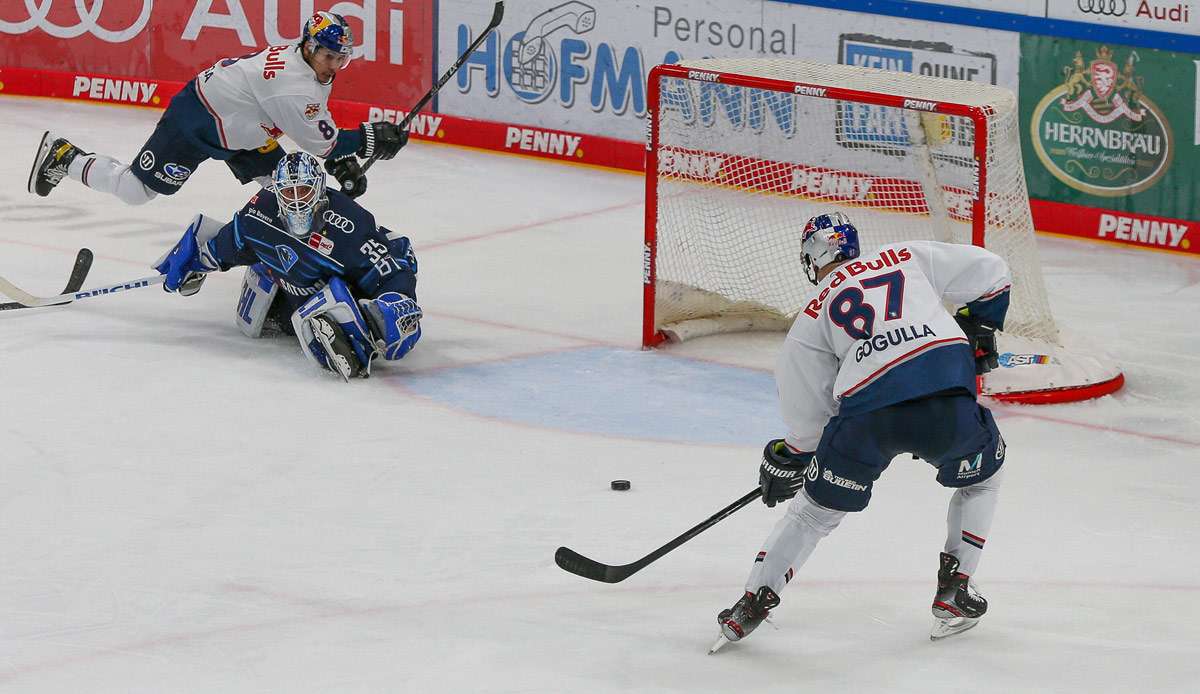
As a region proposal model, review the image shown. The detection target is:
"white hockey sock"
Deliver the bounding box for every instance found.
[68,154,157,206]
[745,490,845,596]
[944,467,1004,577]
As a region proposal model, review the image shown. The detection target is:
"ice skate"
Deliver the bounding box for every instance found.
[309,314,367,381]
[930,552,987,640]
[710,586,780,653]
[28,131,87,197]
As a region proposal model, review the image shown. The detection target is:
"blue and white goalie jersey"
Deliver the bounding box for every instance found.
[204,188,417,309]
[777,240,1010,452]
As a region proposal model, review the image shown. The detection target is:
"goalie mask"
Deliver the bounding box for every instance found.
[273,152,328,238]
[800,212,860,285]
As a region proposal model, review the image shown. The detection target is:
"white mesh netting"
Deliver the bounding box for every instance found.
[649,58,1058,345]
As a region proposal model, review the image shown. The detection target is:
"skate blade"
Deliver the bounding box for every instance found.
[930,616,980,641]
[311,319,353,382]
[708,634,731,655]
[28,130,54,196]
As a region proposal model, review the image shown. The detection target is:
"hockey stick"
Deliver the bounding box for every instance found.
[0,248,94,311]
[0,271,164,308]
[555,487,763,584]
[356,1,505,181]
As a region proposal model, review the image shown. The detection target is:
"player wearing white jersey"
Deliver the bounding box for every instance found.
[27,12,403,205]
[710,212,1011,653]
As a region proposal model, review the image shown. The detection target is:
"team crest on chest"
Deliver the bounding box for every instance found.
[304,103,321,121]
[275,244,300,272]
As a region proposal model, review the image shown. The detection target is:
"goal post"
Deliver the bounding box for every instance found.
[643,59,1123,404]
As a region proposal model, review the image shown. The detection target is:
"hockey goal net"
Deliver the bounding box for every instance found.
[644,59,1123,404]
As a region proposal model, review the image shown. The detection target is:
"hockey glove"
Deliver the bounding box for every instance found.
[153,214,221,296]
[954,308,999,375]
[357,121,407,161]
[360,292,423,360]
[760,439,814,508]
[325,154,367,199]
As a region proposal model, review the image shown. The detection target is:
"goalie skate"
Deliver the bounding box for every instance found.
[309,314,366,382]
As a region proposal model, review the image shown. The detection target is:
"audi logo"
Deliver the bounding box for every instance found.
[323,210,355,233]
[0,0,153,43]
[1077,0,1127,16]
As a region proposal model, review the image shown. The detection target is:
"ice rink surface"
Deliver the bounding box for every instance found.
[1,97,1198,693]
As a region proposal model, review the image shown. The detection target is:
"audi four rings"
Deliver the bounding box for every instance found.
[323,210,356,233]
[1077,0,1128,16]
[0,0,153,43]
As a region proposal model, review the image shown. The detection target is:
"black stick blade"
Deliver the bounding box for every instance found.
[0,247,93,311]
[66,248,94,293]
[555,546,631,584]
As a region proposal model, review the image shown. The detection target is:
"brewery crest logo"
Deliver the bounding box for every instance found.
[1030,45,1173,197]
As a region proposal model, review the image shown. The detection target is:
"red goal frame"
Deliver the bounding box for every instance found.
[640,63,1124,405]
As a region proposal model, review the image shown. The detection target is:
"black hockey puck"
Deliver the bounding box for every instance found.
[610,480,631,491]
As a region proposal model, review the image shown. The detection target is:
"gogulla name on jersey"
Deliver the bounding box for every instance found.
[854,324,937,363]
[803,247,912,319]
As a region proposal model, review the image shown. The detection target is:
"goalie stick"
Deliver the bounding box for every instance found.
[0,248,94,311]
[555,487,762,583]
[0,269,164,308]
[355,1,505,182]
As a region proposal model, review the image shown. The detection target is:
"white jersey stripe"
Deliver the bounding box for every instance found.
[194,82,230,149]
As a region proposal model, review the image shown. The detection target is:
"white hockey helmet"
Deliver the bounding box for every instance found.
[800,212,861,285]
[273,152,328,237]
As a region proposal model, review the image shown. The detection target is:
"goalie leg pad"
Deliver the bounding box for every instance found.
[236,263,280,338]
[291,277,378,379]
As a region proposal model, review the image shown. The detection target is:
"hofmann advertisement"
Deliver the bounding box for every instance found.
[1020,35,1198,253]
[437,0,1018,141]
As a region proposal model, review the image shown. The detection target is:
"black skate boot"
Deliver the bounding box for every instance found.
[308,314,370,381]
[28,131,88,197]
[931,552,987,640]
[709,586,780,653]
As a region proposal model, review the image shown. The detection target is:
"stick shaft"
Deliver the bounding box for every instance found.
[361,1,504,174]
[555,487,762,583]
[0,274,163,308]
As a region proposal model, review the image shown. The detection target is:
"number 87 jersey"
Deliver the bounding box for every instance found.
[776,240,1011,452]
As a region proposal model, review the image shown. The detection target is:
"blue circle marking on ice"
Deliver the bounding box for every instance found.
[402,347,785,445]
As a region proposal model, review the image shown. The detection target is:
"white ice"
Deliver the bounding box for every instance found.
[1,97,1198,693]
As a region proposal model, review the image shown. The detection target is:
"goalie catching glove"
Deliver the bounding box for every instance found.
[291,276,422,381]
[759,439,815,508]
